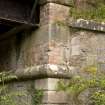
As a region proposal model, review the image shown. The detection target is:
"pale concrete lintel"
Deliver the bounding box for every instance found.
[68,19,105,32]
[15,64,72,80]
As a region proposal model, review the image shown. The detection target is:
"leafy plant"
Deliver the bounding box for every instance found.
[32,89,43,105]
[0,71,28,105]
[57,65,105,105]
[91,91,105,105]
[0,71,17,105]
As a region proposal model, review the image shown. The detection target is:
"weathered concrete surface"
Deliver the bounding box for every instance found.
[15,64,72,79]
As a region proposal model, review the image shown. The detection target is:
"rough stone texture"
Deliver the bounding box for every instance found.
[8,81,35,105]
[69,19,105,32]
[40,3,70,25]
[2,0,105,77]
[2,21,104,78]
[15,64,72,79]
[7,79,68,105]
[0,3,70,72]
[0,25,49,71]
[0,16,71,74]
[42,91,68,104]
[35,78,68,104]
[62,27,105,77]
[16,25,49,69]
[15,23,71,70]
[2,1,105,105]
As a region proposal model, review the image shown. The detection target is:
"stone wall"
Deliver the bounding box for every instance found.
[0,0,105,105]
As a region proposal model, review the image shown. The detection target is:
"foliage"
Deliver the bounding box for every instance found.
[32,89,43,105]
[0,71,28,105]
[57,65,105,105]
[91,91,105,105]
[70,0,105,22]
[0,71,44,105]
[0,71,17,105]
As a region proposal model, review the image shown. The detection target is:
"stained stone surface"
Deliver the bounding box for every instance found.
[7,81,34,105]
[1,1,105,105]
[40,3,70,25]
[7,78,68,105]
[69,19,105,32]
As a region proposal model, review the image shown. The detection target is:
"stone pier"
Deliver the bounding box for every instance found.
[1,0,105,105]
[0,0,72,105]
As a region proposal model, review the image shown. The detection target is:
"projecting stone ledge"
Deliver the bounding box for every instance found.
[15,64,72,80]
[68,19,105,32]
[39,0,74,6]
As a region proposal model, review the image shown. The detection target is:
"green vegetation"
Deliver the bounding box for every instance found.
[57,65,105,105]
[0,71,28,105]
[0,71,18,105]
[0,71,43,105]
[71,0,105,22]
[32,89,43,105]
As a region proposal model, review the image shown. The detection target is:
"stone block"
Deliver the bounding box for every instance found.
[8,81,34,105]
[35,78,59,90]
[40,3,70,25]
[42,91,68,104]
[69,19,105,32]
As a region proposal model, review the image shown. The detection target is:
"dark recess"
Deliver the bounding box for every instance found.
[0,0,39,35]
